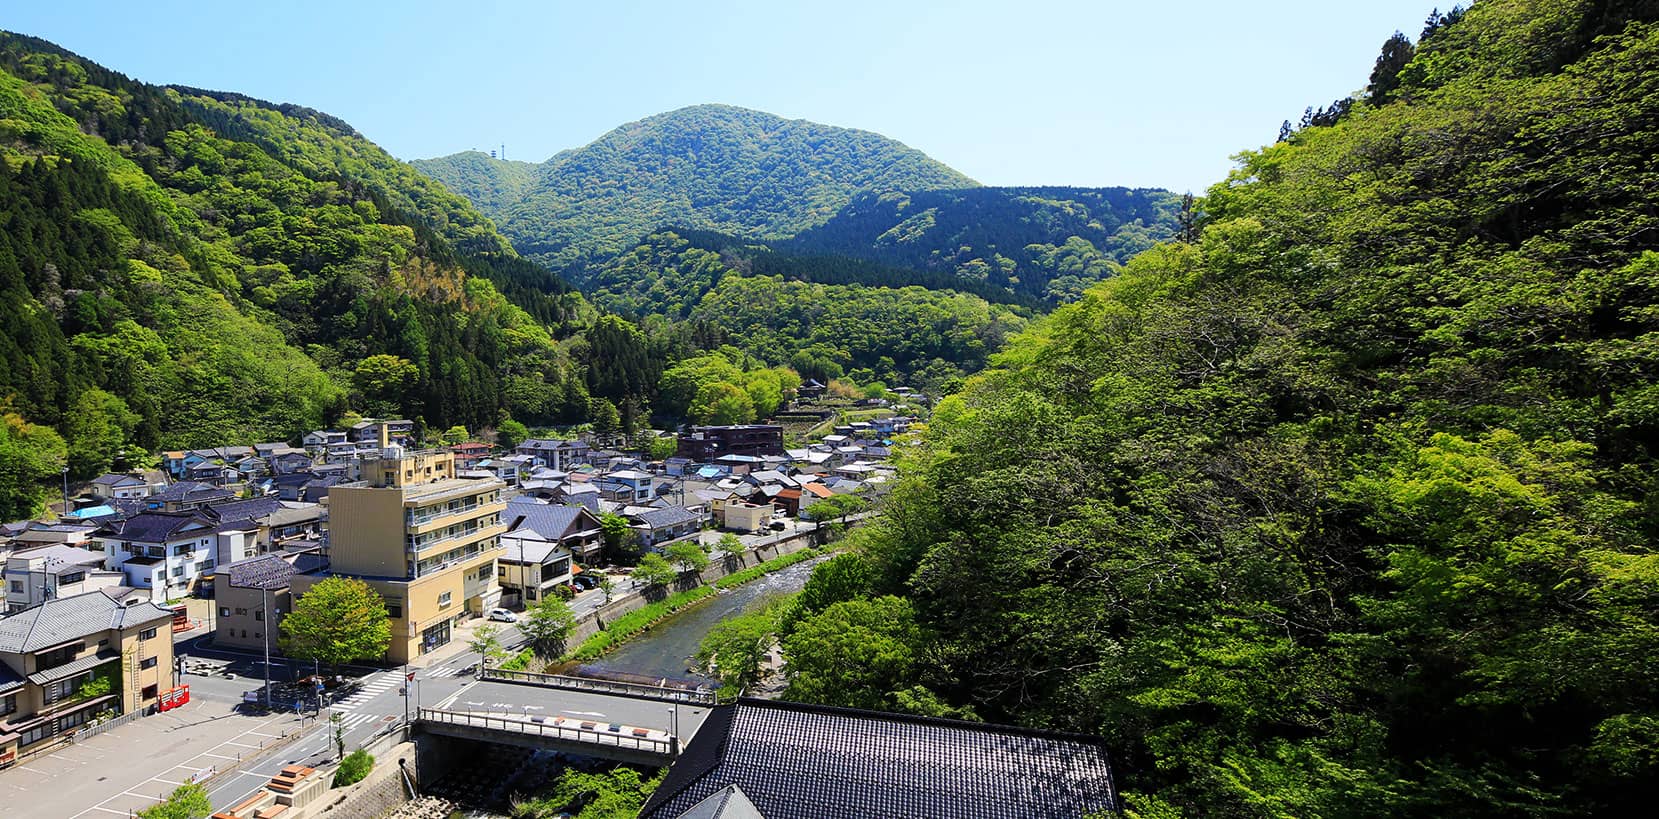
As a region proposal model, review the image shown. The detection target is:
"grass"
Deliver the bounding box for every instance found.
[713,547,825,590]
[561,586,718,662]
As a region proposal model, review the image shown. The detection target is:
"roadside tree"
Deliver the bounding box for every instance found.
[279,577,392,673]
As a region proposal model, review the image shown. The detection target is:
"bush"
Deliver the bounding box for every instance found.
[564,586,717,662]
[714,547,823,590]
[332,749,374,787]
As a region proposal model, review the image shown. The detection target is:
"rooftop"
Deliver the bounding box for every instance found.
[640,698,1117,819]
[0,590,175,653]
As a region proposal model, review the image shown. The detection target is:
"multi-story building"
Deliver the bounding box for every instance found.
[4,546,125,613]
[0,590,176,766]
[96,512,244,600]
[677,425,786,461]
[514,438,592,471]
[294,449,505,662]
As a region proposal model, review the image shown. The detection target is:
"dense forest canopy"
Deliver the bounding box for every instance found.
[415,104,979,270]
[768,1,1659,815]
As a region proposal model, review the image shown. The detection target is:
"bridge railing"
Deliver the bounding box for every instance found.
[479,667,718,705]
[417,708,677,756]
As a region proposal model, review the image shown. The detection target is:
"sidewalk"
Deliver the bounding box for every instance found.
[0,698,310,818]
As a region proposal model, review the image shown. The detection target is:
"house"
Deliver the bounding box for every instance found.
[663,457,695,476]
[301,430,346,452]
[626,506,702,551]
[213,553,302,654]
[254,505,324,553]
[4,546,125,613]
[347,419,413,445]
[594,470,657,503]
[267,451,314,476]
[797,378,827,400]
[500,499,603,602]
[271,472,316,502]
[0,591,177,766]
[514,438,591,471]
[96,513,227,599]
[448,441,492,468]
[9,523,98,550]
[87,473,155,501]
[637,698,1118,819]
[711,454,765,476]
[146,481,233,512]
[676,425,785,461]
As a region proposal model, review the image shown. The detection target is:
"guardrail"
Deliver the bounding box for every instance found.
[416,708,677,756]
[479,667,718,705]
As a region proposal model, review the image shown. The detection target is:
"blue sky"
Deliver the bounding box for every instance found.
[7,1,1438,193]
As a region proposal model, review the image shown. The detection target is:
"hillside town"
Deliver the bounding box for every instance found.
[0,412,906,770]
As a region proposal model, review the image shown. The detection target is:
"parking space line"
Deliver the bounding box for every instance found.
[121,790,162,800]
[91,807,130,815]
[153,777,186,786]
[203,752,240,760]
[223,741,261,749]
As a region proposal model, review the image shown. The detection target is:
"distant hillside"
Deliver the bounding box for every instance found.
[779,187,1180,302]
[410,149,537,216]
[0,31,590,483]
[417,104,978,270]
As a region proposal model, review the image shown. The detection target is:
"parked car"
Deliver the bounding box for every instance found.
[486,608,518,623]
[570,574,598,591]
[769,521,787,531]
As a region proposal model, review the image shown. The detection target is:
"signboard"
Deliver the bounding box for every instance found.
[158,685,191,712]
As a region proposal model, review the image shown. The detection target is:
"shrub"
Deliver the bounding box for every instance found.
[333,749,374,787]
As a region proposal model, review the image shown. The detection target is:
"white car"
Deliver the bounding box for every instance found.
[486,608,518,623]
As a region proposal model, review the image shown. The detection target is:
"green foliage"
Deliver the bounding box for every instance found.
[629,553,676,588]
[646,435,677,461]
[136,783,211,819]
[664,541,710,575]
[801,493,868,523]
[279,577,391,670]
[598,512,633,556]
[332,749,374,788]
[696,597,791,697]
[422,104,976,270]
[519,595,577,657]
[496,418,529,450]
[507,766,664,819]
[467,623,506,665]
[713,546,824,591]
[72,669,114,700]
[62,388,139,478]
[0,410,66,519]
[782,5,1659,814]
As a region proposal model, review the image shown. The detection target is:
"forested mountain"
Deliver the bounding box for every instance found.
[773,1,1659,815]
[779,186,1181,302]
[409,149,537,217]
[0,32,591,495]
[416,104,978,271]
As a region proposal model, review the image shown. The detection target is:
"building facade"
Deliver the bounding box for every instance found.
[677,425,786,461]
[0,591,175,766]
[297,450,506,663]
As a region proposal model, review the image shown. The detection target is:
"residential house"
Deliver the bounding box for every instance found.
[594,470,657,503]
[212,552,329,654]
[626,506,702,551]
[268,451,314,476]
[9,523,97,550]
[448,441,492,469]
[4,546,125,613]
[292,449,505,662]
[301,430,346,453]
[515,438,591,471]
[499,500,605,604]
[720,500,772,533]
[271,473,315,502]
[146,481,234,512]
[255,505,324,553]
[0,591,176,766]
[87,474,160,501]
[347,419,413,445]
[96,513,226,599]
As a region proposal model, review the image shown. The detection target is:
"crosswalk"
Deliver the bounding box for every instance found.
[330,672,399,711]
[333,711,383,732]
[426,665,466,678]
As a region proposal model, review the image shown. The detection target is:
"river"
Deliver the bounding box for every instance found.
[570,555,826,683]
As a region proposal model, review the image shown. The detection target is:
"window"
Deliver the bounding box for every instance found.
[171,565,185,578]
[7,580,20,593]
[235,607,247,615]
[219,607,230,617]
[385,601,402,618]
[0,693,14,716]
[139,627,158,640]
[254,609,263,622]
[141,683,158,700]
[173,544,191,556]
[59,571,85,585]
[437,591,452,608]
[140,657,157,670]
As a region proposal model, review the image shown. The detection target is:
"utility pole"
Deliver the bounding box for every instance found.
[261,586,272,709]
[60,465,69,517]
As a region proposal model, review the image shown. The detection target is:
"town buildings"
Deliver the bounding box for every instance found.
[0,591,176,766]
[676,425,786,461]
[293,447,506,663]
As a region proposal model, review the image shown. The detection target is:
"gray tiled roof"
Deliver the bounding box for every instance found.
[224,553,295,590]
[633,506,701,530]
[0,591,174,653]
[26,649,120,685]
[505,498,597,541]
[675,785,765,819]
[640,698,1117,819]
[0,662,24,695]
[97,512,213,543]
[5,544,106,574]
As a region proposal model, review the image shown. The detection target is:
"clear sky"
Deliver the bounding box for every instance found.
[6,1,1438,193]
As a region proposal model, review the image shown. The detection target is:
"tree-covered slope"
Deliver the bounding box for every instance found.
[779,186,1181,302]
[419,104,979,270]
[410,149,537,217]
[776,1,1659,815]
[0,32,590,509]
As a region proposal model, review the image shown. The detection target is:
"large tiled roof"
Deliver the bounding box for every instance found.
[0,590,174,653]
[97,511,213,543]
[224,553,296,590]
[205,496,284,523]
[633,506,701,530]
[505,498,595,541]
[639,699,1117,819]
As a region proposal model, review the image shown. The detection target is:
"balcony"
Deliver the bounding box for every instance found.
[406,498,505,533]
[407,520,505,557]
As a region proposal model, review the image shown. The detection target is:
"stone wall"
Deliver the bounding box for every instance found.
[310,737,415,819]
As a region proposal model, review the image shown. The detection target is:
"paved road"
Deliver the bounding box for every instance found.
[433,679,713,744]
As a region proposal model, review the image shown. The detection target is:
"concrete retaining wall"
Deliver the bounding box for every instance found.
[311,736,415,819]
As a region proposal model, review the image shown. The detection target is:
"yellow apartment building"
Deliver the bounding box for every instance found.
[295,446,506,663]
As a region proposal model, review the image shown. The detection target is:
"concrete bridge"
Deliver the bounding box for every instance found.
[410,672,717,767]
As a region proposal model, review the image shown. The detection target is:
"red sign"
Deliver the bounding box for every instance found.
[158,685,191,712]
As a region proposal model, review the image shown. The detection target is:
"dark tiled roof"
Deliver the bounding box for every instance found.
[98,511,213,543]
[0,662,23,695]
[0,591,174,653]
[504,498,594,540]
[26,649,120,685]
[224,553,295,590]
[640,699,1117,819]
[633,506,701,530]
[152,481,232,503]
[205,496,284,523]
